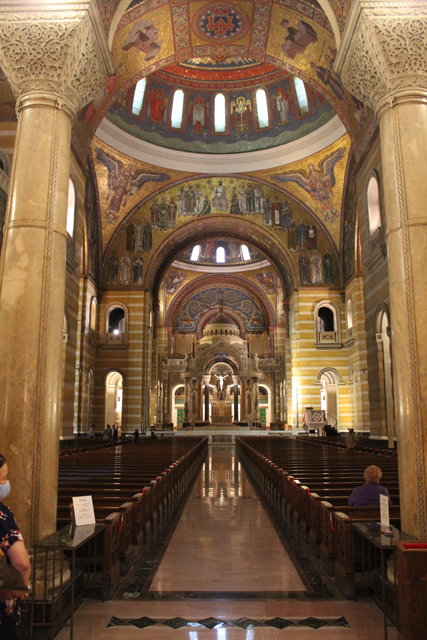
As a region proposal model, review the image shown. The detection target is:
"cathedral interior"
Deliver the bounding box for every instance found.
[1,0,427,638]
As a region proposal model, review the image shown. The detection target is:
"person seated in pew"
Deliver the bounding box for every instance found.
[88,424,95,439]
[348,465,392,506]
[150,431,158,440]
[133,428,139,442]
[103,424,112,441]
[345,428,360,450]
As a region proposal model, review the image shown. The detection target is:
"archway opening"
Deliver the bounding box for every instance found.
[320,370,339,429]
[105,371,123,428]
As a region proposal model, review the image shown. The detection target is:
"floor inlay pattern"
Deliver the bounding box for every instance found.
[107,616,351,630]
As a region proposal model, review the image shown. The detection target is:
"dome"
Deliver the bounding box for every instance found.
[203,303,240,337]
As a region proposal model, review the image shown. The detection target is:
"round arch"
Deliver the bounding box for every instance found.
[142,216,297,298]
[314,367,345,386]
[165,272,276,330]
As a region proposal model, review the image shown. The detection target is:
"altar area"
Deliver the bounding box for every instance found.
[211,392,233,426]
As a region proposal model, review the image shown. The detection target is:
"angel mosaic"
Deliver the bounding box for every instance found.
[231,97,252,132]
[165,272,186,295]
[271,147,346,223]
[95,148,170,223]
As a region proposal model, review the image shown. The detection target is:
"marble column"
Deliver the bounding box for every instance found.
[204,381,210,422]
[241,380,246,419]
[336,0,427,538]
[0,1,113,546]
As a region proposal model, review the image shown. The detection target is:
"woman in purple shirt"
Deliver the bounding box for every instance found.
[348,465,392,507]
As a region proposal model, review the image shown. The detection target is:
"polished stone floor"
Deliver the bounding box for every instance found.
[149,446,305,594]
[56,445,400,640]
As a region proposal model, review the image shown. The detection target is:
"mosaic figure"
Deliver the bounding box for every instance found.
[143,221,152,252]
[126,223,135,252]
[310,250,322,284]
[281,201,293,229]
[107,251,119,284]
[120,253,131,285]
[307,220,317,250]
[165,271,186,295]
[95,148,170,223]
[133,254,144,285]
[212,179,228,211]
[272,147,345,223]
[323,250,334,284]
[299,251,310,285]
[231,97,252,132]
[297,220,307,247]
[273,85,292,124]
[135,222,143,251]
[288,219,298,251]
[263,196,272,226]
[122,20,163,61]
[189,97,209,133]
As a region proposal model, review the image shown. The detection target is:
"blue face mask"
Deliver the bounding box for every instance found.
[0,480,10,500]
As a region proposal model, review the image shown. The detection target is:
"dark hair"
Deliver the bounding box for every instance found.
[0,454,6,469]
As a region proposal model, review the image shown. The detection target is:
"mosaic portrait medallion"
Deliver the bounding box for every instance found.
[192,3,250,43]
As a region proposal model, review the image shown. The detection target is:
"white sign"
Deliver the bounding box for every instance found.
[380,494,390,528]
[72,496,96,527]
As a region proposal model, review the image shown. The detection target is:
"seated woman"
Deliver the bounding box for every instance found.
[348,465,392,506]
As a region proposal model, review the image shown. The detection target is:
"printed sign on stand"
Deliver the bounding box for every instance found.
[72,496,96,526]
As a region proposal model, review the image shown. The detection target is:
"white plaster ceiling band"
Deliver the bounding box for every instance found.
[95,116,346,173]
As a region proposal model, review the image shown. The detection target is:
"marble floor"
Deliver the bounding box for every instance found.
[55,445,400,640]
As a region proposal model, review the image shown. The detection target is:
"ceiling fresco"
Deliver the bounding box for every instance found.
[98,159,341,292]
[75,0,374,161]
[105,66,335,154]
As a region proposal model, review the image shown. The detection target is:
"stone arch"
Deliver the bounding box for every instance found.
[165,273,276,330]
[143,216,297,298]
[314,367,345,385]
[201,345,243,374]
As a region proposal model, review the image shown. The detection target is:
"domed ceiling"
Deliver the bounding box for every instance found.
[175,237,264,266]
[106,62,336,154]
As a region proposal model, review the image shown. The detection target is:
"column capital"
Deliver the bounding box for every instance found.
[335,0,427,118]
[0,0,115,115]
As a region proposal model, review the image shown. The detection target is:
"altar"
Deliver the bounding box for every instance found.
[211,398,232,425]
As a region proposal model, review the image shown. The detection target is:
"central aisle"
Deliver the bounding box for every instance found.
[149,445,306,593]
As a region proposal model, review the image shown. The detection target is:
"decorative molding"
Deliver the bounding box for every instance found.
[0,1,115,113]
[95,116,346,174]
[336,0,427,116]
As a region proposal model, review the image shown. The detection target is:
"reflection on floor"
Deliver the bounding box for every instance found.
[55,445,400,640]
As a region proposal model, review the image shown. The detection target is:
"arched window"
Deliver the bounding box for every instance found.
[293,77,309,116]
[190,245,201,261]
[255,88,269,128]
[216,247,225,263]
[314,300,342,348]
[346,297,353,338]
[90,297,97,332]
[108,307,125,334]
[171,89,185,129]
[367,175,381,235]
[67,178,76,237]
[132,78,147,117]
[214,93,226,133]
[241,244,251,261]
[318,307,334,332]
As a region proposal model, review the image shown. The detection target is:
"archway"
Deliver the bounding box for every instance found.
[319,369,340,429]
[105,371,123,428]
[376,307,395,445]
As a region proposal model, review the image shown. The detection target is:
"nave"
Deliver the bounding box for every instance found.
[58,445,398,640]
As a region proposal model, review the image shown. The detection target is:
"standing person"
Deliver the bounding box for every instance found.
[103,424,111,441]
[348,465,391,506]
[0,454,31,640]
[133,428,139,442]
[112,426,118,441]
[88,424,95,439]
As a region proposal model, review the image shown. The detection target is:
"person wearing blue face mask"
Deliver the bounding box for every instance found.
[0,454,31,640]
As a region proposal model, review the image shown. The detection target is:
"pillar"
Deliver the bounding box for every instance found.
[197,380,203,420]
[204,380,210,422]
[241,380,246,419]
[234,386,239,421]
[0,1,113,546]
[336,0,427,537]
